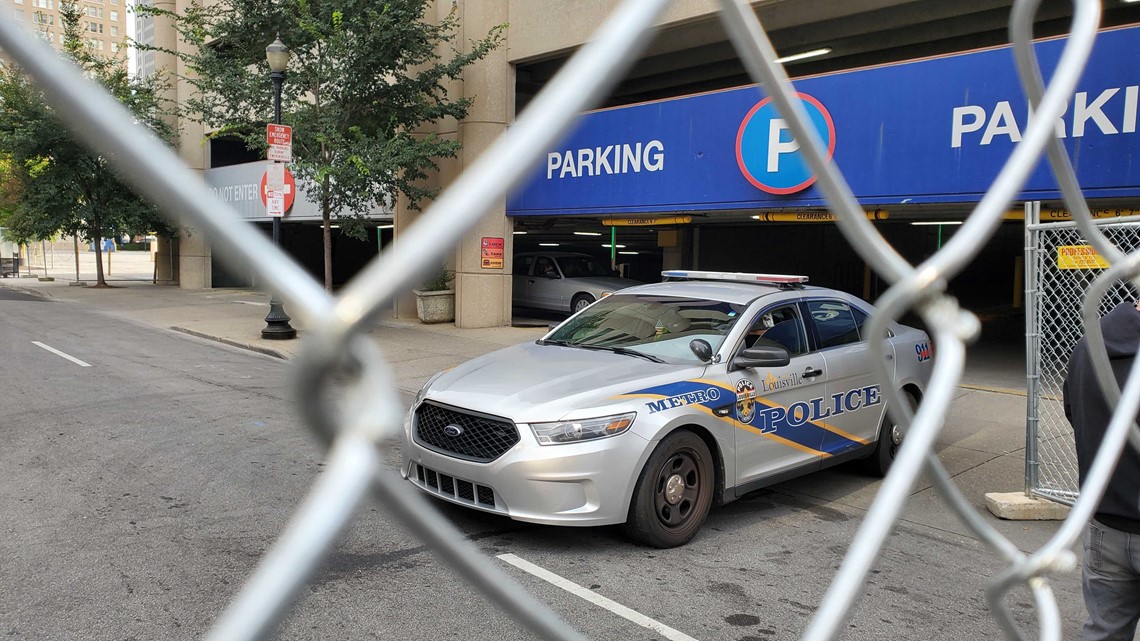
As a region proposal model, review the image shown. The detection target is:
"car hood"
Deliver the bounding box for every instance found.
[424,342,702,423]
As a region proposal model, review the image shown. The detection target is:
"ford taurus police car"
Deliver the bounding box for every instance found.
[402,271,933,548]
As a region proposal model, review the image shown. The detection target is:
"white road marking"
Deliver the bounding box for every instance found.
[234,300,268,307]
[32,341,91,367]
[497,553,699,641]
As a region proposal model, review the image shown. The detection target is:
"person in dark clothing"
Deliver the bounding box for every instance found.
[1063,300,1140,641]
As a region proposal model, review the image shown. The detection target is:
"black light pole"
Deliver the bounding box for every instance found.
[262,35,297,339]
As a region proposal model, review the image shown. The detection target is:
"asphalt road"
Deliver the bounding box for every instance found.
[0,293,1085,641]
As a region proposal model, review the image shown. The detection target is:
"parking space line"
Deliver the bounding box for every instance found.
[32,341,91,367]
[497,553,699,641]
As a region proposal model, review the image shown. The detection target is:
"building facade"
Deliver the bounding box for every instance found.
[155,1,1140,329]
[0,0,130,66]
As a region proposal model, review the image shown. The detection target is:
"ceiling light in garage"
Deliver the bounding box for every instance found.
[602,244,626,248]
[910,221,964,226]
[514,230,527,235]
[774,47,833,64]
[378,224,394,229]
[574,231,602,236]
[619,251,638,255]
[539,242,559,246]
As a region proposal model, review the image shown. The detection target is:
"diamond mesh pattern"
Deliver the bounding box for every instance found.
[1029,222,1140,502]
[414,401,520,462]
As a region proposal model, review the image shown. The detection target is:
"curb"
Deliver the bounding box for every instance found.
[171,326,290,360]
[0,282,54,300]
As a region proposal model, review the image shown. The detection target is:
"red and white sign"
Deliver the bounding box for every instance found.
[260,166,296,216]
[267,124,293,162]
[480,237,504,269]
[267,124,292,146]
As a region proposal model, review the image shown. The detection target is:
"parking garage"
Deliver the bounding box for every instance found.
[506,24,1140,339]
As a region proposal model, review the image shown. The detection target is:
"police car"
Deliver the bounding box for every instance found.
[402,271,933,548]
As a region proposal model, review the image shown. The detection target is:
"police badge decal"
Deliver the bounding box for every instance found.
[736,378,757,424]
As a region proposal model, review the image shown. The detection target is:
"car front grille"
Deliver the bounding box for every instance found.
[411,462,499,510]
[414,401,520,463]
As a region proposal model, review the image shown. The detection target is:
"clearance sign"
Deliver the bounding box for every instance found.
[508,25,1140,217]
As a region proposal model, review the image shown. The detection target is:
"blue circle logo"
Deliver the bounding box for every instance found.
[735,92,835,195]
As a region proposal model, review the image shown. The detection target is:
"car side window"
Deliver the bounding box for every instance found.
[535,256,558,278]
[849,305,893,339]
[745,305,807,356]
[808,300,861,348]
[513,255,534,276]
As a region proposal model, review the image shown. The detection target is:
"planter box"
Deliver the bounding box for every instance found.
[413,289,455,323]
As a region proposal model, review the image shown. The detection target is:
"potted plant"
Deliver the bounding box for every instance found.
[413,264,455,323]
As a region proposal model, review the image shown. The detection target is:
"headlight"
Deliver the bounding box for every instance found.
[529,412,636,445]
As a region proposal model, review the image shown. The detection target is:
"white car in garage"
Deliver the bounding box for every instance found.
[512,251,641,314]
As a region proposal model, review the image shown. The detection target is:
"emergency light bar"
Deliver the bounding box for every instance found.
[661,270,809,285]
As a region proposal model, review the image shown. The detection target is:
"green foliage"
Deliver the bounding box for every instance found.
[419,264,453,291]
[135,0,504,288]
[0,5,178,272]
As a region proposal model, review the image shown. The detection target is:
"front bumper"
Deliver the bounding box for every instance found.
[401,408,651,527]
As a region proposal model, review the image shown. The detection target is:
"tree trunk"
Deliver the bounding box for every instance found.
[322,173,332,291]
[92,215,107,287]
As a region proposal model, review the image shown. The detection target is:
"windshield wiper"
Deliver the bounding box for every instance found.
[574,344,666,363]
[538,339,665,363]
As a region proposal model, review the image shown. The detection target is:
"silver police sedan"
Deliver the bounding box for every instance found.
[402,271,933,547]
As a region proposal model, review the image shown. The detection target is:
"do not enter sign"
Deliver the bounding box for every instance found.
[260,166,296,214]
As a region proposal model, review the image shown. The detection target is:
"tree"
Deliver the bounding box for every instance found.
[140,0,504,290]
[0,3,176,286]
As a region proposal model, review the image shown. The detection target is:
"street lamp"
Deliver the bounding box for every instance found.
[262,35,297,340]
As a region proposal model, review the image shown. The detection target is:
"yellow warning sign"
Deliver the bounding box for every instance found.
[1057,245,1110,270]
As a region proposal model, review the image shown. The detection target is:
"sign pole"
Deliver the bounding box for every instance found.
[261,65,297,340]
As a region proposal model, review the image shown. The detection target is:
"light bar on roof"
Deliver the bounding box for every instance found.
[662,270,809,284]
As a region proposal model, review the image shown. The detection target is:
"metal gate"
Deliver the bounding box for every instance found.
[2,2,1139,641]
[1025,205,1140,504]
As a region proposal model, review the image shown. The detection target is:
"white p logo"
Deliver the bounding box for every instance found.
[767,119,801,172]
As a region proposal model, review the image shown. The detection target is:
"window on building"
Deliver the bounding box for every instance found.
[13,0,23,5]
[15,9,25,19]
[110,25,118,35]
[110,41,119,52]
[109,9,116,20]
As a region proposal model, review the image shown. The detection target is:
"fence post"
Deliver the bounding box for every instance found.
[1023,200,1040,496]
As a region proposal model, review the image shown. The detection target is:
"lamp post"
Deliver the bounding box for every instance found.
[262,35,297,340]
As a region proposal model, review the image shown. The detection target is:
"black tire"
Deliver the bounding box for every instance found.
[571,293,595,313]
[623,430,714,548]
[866,390,918,476]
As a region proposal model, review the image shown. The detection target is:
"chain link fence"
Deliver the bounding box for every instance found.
[1025,211,1140,504]
[17,239,165,282]
[2,1,1139,641]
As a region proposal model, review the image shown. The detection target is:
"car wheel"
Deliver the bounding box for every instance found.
[623,430,714,548]
[866,390,918,476]
[571,294,595,313]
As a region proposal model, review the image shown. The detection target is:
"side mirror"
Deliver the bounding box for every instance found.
[689,339,713,363]
[544,271,560,279]
[731,345,790,371]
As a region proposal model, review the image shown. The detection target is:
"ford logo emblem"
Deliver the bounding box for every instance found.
[443,424,463,437]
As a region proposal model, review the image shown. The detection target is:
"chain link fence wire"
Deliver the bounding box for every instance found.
[1025,214,1140,504]
[2,1,1140,641]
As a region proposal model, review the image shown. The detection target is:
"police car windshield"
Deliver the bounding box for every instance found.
[545,294,748,364]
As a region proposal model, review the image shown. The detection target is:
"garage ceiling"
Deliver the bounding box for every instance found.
[516,0,1140,109]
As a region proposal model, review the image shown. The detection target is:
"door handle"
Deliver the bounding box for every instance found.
[802,367,823,378]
